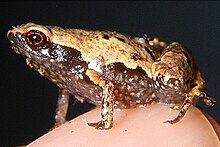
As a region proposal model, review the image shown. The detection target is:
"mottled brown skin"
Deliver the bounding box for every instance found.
[7,23,215,129]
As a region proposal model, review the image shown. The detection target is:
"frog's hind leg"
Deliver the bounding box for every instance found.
[151,42,215,124]
[86,69,114,130]
[165,71,215,124]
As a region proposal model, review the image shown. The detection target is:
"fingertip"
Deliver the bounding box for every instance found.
[27,104,220,147]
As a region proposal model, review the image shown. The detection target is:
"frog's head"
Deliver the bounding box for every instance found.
[7,22,88,88]
[7,23,54,60]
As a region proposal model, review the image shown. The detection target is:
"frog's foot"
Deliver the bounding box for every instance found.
[54,121,67,128]
[49,120,67,131]
[87,120,113,130]
[165,98,215,125]
[164,99,192,124]
[200,92,216,106]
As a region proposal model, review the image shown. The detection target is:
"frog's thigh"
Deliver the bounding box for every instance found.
[85,69,114,130]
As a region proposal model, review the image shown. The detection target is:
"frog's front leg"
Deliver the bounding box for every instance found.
[86,69,114,130]
[152,42,215,124]
[54,89,69,128]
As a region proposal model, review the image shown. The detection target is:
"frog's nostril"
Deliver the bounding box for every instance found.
[8,31,23,40]
[14,32,22,38]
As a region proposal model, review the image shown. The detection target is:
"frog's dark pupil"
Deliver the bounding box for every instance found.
[28,34,41,44]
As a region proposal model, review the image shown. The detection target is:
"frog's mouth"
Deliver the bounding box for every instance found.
[9,38,47,75]
[25,58,47,76]
[8,32,31,58]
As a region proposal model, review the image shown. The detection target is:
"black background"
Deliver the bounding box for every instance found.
[1,1,220,146]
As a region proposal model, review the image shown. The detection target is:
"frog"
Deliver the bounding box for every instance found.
[7,22,215,130]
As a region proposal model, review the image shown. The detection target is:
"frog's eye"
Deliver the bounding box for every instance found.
[26,30,48,48]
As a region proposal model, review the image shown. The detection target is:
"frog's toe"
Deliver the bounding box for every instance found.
[169,105,181,111]
[201,92,216,106]
[164,116,183,124]
[87,121,113,130]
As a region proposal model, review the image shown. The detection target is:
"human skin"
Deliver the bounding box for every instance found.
[27,104,220,147]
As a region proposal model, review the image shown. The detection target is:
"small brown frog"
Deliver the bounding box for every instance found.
[7,23,215,130]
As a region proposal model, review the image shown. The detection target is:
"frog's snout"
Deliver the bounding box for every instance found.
[7,30,13,39]
[7,25,23,39]
[7,29,24,43]
[7,30,17,45]
[7,24,24,38]
[7,29,19,41]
